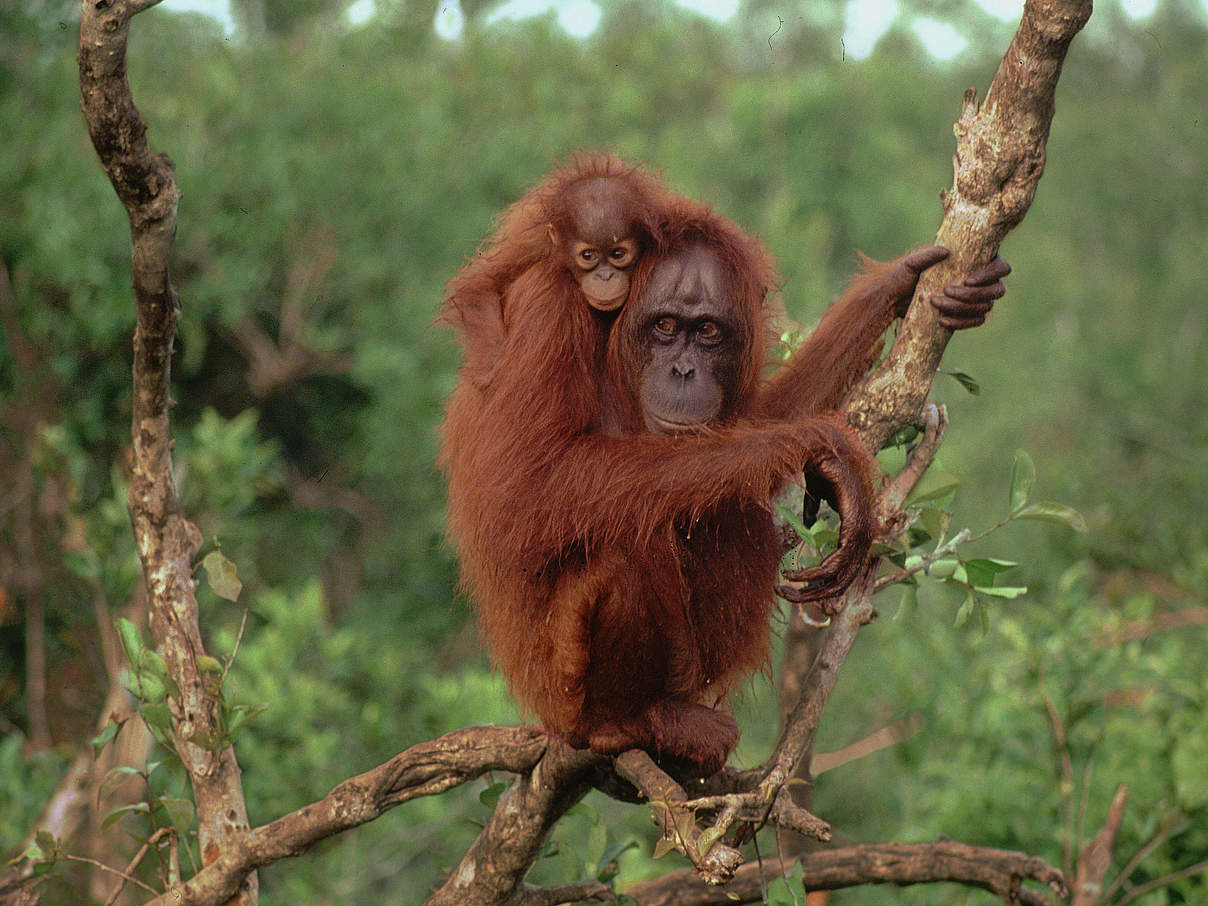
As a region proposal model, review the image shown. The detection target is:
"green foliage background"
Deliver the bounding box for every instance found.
[1,0,1206,902]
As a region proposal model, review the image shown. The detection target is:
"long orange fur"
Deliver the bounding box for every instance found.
[439,154,925,773]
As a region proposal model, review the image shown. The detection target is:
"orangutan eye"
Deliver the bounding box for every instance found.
[652,317,677,340]
[608,243,637,267]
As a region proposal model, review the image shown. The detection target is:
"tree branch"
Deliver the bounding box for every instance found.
[625,841,1067,905]
[424,738,603,906]
[773,0,1093,827]
[1072,784,1127,906]
[766,0,1091,899]
[845,0,1093,450]
[78,2,256,902]
[136,727,549,905]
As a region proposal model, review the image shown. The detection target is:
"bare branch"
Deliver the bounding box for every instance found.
[626,841,1067,906]
[1102,811,1191,903]
[1114,858,1208,906]
[133,727,547,905]
[877,402,948,521]
[765,563,878,788]
[1071,784,1127,906]
[614,751,744,886]
[78,1,255,900]
[424,738,603,905]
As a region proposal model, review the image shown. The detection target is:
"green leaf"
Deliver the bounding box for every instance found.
[774,503,809,539]
[915,505,946,541]
[963,558,1018,588]
[63,550,101,579]
[139,649,168,680]
[600,839,639,863]
[34,830,58,860]
[882,424,920,448]
[138,671,167,704]
[202,549,244,602]
[975,585,1028,599]
[894,585,918,621]
[596,839,638,882]
[139,702,175,745]
[1172,732,1208,809]
[116,618,145,666]
[652,837,677,859]
[156,797,196,834]
[907,471,961,505]
[120,667,143,699]
[585,818,608,865]
[556,833,583,883]
[926,557,960,579]
[673,808,696,842]
[99,765,143,802]
[188,726,229,751]
[101,802,150,830]
[196,655,225,675]
[1008,450,1036,514]
[478,780,507,808]
[955,591,976,628]
[695,824,725,858]
[226,702,270,739]
[943,369,981,395]
[91,719,122,754]
[765,874,807,906]
[565,801,600,824]
[1015,502,1087,532]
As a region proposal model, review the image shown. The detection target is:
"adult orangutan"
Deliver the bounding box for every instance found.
[440,161,1008,774]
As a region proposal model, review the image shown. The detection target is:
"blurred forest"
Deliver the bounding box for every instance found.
[1,0,1206,902]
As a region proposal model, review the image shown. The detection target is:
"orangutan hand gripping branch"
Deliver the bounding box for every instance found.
[439,154,1008,775]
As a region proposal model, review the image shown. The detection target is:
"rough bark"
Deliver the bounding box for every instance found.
[769,0,1092,895]
[777,0,1092,809]
[78,1,256,902]
[626,841,1067,906]
[137,727,552,906]
[844,0,1094,449]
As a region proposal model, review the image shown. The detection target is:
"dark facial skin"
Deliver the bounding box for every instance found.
[554,178,643,312]
[628,244,741,434]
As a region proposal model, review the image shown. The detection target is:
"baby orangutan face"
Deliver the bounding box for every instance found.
[552,176,645,312]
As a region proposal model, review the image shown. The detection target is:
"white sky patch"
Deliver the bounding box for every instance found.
[911,17,968,60]
[676,0,739,22]
[435,0,466,40]
[347,0,375,27]
[486,0,555,26]
[842,0,899,60]
[972,0,1023,20]
[485,0,600,37]
[161,0,235,34]
[557,0,602,37]
[157,0,992,62]
[1121,0,1158,18]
